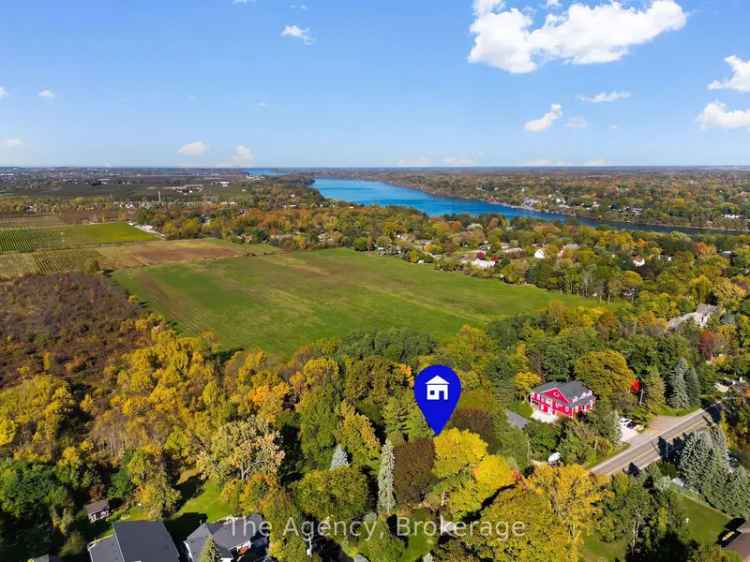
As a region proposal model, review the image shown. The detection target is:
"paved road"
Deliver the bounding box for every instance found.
[591,404,721,476]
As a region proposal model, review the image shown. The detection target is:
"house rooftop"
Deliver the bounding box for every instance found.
[185,515,266,561]
[426,375,449,385]
[726,532,750,560]
[88,521,180,562]
[532,380,594,405]
[85,499,109,515]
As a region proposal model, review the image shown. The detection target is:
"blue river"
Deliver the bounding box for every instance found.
[310,177,716,235]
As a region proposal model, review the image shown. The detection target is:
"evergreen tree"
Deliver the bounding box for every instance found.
[678,432,715,490]
[643,367,666,412]
[200,536,219,562]
[682,359,702,406]
[330,444,350,469]
[377,439,396,514]
[667,362,690,409]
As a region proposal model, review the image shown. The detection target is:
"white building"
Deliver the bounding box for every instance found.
[426,376,449,401]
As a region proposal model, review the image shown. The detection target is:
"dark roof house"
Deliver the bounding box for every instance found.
[529,380,596,418]
[185,515,268,562]
[725,524,750,561]
[88,521,180,562]
[85,499,110,523]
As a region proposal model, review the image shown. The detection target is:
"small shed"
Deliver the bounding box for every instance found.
[85,499,110,523]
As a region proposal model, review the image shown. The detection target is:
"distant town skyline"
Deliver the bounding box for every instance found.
[1,0,749,167]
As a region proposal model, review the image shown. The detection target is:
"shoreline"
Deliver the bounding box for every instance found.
[311,175,749,236]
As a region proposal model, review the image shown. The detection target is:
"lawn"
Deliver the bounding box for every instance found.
[113,248,596,355]
[582,490,731,561]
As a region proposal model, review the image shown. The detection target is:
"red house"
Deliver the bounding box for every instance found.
[529,381,595,418]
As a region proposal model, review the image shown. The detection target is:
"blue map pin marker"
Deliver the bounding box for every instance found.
[414,365,462,435]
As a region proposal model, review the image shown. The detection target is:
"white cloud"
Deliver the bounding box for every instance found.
[708,55,750,93]
[443,157,477,166]
[579,90,631,103]
[397,157,434,167]
[178,141,209,157]
[584,159,609,166]
[698,102,750,131]
[223,145,255,167]
[566,116,588,129]
[38,89,56,99]
[233,0,254,4]
[468,0,687,74]
[546,0,561,8]
[2,139,23,148]
[0,87,7,99]
[291,3,309,10]
[525,104,562,132]
[282,24,313,45]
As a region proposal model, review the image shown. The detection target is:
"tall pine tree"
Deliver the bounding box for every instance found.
[667,360,690,409]
[377,439,396,514]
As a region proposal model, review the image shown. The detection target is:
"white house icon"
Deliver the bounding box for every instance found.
[426,375,450,401]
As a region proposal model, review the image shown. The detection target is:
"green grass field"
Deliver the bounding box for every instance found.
[582,492,731,561]
[113,248,595,354]
[0,222,156,253]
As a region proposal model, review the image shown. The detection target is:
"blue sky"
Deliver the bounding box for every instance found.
[0,0,748,167]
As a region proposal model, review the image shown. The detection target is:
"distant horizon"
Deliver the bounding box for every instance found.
[3,164,750,172]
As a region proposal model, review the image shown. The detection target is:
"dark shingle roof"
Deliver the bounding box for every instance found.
[185,515,266,561]
[115,521,180,562]
[532,380,595,405]
[85,499,110,516]
[88,521,180,562]
[88,536,121,562]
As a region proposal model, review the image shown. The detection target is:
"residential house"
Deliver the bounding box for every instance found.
[632,256,646,268]
[185,515,268,562]
[667,304,718,331]
[88,521,180,562]
[471,258,496,270]
[533,248,546,259]
[85,499,110,523]
[529,381,595,418]
[724,523,750,561]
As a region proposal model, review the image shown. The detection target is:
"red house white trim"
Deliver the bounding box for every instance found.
[529,380,595,418]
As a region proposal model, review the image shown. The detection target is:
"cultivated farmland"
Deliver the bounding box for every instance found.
[0,222,155,253]
[114,248,599,355]
[97,239,277,269]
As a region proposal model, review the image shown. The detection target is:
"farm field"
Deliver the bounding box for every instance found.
[0,222,156,253]
[113,248,597,355]
[0,215,67,229]
[97,239,278,269]
[0,238,278,279]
